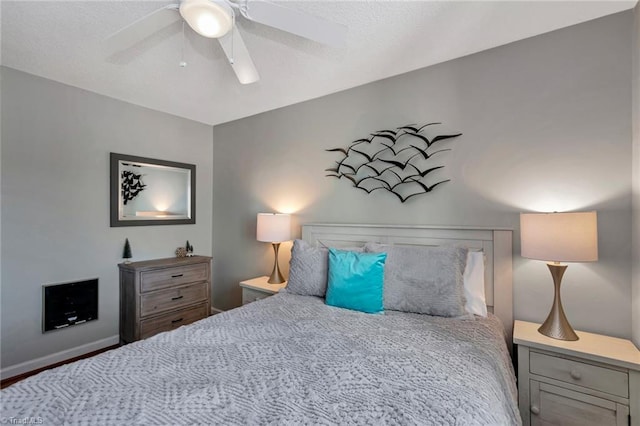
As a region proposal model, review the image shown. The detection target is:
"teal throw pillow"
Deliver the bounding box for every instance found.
[326,248,387,314]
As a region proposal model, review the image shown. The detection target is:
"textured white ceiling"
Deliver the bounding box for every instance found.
[1,1,636,125]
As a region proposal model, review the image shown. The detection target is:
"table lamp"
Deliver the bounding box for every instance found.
[520,211,598,341]
[257,213,291,284]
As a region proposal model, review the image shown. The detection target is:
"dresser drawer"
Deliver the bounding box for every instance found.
[140,282,207,317]
[140,303,208,339]
[141,263,208,292]
[530,351,629,398]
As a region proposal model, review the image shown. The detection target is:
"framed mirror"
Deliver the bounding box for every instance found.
[110,153,195,227]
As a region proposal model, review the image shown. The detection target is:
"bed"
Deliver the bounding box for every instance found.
[1,224,520,425]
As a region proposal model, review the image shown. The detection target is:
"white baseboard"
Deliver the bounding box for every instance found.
[211,307,224,315]
[1,335,120,381]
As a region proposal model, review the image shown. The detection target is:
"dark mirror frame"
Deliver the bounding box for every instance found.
[110,153,196,227]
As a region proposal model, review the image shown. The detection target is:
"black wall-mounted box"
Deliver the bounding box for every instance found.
[42,279,98,332]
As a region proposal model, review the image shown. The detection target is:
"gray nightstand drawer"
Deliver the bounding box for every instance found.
[530,351,629,398]
[530,380,628,426]
[240,277,287,306]
[242,287,271,305]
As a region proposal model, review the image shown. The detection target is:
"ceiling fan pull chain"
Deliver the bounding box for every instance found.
[230,11,236,65]
[179,21,187,68]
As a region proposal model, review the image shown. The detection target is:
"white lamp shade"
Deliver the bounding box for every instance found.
[256,213,291,243]
[520,211,598,262]
[179,0,233,38]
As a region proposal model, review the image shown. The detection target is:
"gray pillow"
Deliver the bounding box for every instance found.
[364,243,468,317]
[285,240,365,297]
[285,239,329,297]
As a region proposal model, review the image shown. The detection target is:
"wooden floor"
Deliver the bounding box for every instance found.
[1,344,120,389]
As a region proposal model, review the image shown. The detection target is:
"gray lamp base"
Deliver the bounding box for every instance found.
[267,243,286,284]
[538,263,579,341]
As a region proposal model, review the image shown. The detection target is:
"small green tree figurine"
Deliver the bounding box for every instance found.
[123,238,132,263]
[185,240,193,256]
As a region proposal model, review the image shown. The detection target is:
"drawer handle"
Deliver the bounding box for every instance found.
[570,369,582,380]
[171,295,184,301]
[171,274,184,278]
[530,406,540,415]
[171,318,183,324]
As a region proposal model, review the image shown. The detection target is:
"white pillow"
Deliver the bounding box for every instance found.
[464,251,487,317]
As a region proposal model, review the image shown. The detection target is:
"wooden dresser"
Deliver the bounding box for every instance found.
[118,256,212,344]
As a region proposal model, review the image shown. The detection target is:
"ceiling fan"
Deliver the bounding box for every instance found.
[106,0,348,84]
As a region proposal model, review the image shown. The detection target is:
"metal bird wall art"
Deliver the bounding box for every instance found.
[325,123,462,203]
[121,170,147,205]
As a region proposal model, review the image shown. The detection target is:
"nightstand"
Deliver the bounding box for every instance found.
[239,276,287,305]
[514,320,640,426]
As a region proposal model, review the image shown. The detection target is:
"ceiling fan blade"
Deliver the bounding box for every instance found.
[244,0,347,48]
[106,4,180,55]
[217,26,260,84]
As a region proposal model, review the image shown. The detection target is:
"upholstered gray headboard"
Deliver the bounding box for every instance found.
[301,223,514,347]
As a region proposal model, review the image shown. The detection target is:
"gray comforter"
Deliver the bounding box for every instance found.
[2,293,521,425]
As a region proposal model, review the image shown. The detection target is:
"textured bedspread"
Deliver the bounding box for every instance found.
[2,293,520,425]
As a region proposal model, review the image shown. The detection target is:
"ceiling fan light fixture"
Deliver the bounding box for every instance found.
[179,0,233,38]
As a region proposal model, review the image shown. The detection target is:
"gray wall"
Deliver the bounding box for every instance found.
[213,12,633,339]
[1,67,213,368]
[632,3,640,348]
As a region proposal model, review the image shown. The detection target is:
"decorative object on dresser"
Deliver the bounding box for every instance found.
[122,238,132,263]
[118,256,211,344]
[110,153,196,227]
[325,123,462,203]
[256,213,291,284]
[520,211,598,341]
[239,276,287,305]
[514,320,640,426]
